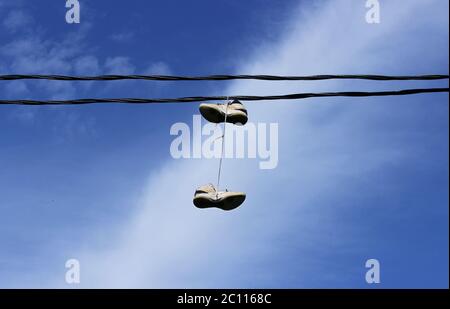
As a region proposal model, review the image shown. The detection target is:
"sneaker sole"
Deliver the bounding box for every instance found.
[193,194,246,211]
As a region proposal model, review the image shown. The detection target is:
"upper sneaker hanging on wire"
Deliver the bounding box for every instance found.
[193,184,246,211]
[199,99,248,125]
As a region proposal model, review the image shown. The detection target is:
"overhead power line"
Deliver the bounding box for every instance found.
[0,88,448,106]
[0,74,448,82]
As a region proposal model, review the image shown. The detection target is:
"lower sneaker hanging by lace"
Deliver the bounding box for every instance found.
[193,184,246,211]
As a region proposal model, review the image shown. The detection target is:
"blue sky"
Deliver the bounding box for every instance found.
[0,0,448,288]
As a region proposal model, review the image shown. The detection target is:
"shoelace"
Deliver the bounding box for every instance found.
[216,99,230,198]
[212,102,233,140]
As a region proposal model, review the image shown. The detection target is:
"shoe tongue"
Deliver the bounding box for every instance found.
[197,184,216,194]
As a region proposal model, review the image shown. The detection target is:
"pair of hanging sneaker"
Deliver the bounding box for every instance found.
[193,100,248,211]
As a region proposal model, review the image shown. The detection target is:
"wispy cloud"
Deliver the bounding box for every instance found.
[2,9,32,33]
[0,7,166,142]
[104,56,136,74]
[144,61,172,75]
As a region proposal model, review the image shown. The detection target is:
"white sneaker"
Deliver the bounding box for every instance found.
[199,100,248,125]
[193,184,246,211]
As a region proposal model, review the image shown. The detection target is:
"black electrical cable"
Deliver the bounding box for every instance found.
[0,74,448,82]
[0,88,447,105]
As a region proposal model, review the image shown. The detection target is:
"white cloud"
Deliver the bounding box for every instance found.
[0,18,93,140]
[0,15,130,141]
[74,56,101,75]
[144,61,172,75]
[104,56,136,74]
